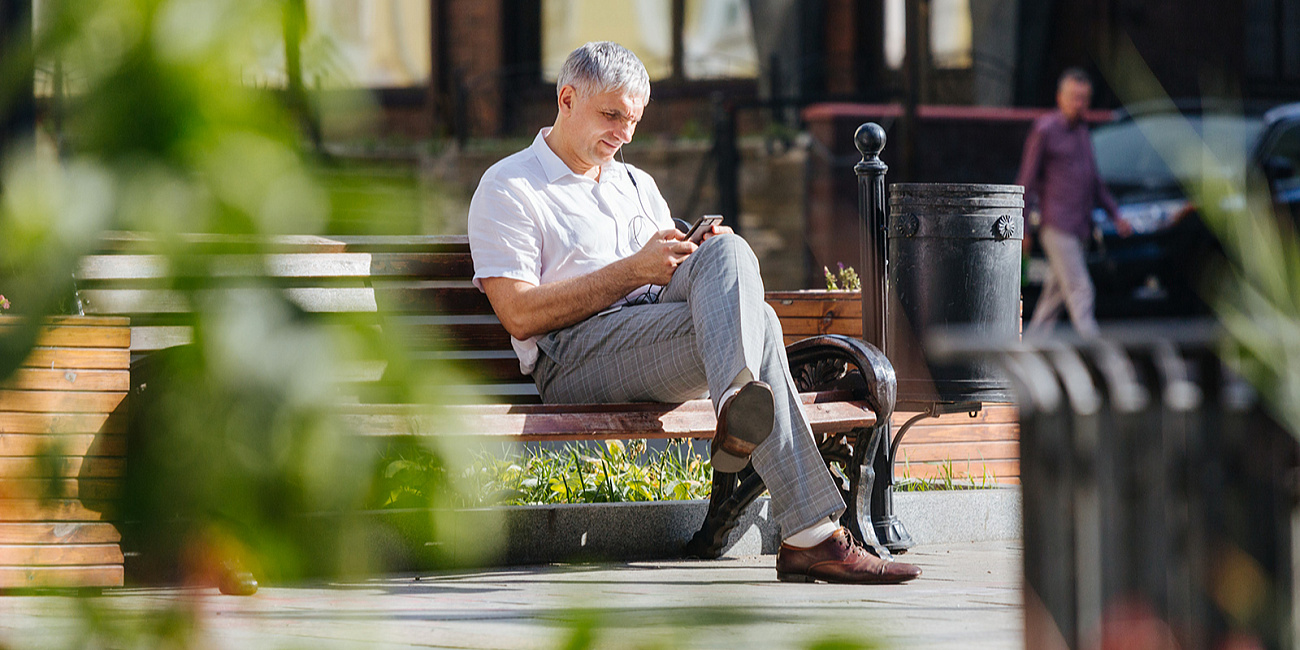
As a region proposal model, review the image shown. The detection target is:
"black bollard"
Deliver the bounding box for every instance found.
[853,123,914,551]
[855,123,888,354]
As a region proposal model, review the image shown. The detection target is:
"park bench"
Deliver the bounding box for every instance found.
[75,232,901,562]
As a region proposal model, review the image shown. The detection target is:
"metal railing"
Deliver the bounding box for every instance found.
[933,322,1297,649]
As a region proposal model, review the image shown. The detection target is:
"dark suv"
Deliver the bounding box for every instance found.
[1026,102,1300,318]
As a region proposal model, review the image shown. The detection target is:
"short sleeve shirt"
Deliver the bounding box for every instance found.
[468,128,674,374]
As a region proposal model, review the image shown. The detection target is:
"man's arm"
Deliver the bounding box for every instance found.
[1089,145,1133,236]
[482,228,696,340]
[1015,123,1045,203]
[1016,123,1045,255]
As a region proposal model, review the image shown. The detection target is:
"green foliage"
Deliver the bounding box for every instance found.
[805,638,881,650]
[0,0,471,585]
[823,263,860,291]
[373,439,713,508]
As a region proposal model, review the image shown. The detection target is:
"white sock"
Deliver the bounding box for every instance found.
[716,368,755,416]
[782,518,840,548]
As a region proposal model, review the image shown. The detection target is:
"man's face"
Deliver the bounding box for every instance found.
[559,85,647,168]
[1057,78,1092,123]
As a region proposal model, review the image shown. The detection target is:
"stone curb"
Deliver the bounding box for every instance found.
[364,487,1021,567]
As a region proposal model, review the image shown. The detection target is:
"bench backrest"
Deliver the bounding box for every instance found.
[76,233,539,403]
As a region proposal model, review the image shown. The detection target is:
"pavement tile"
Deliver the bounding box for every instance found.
[0,541,1023,650]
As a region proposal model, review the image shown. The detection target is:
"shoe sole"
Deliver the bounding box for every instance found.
[711,382,775,473]
[776,572,817,583]
[775,571,921,585]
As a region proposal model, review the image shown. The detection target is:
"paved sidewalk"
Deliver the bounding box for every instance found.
[1,541,1022,650]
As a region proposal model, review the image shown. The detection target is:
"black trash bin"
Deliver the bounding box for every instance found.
[885,182,1023,404]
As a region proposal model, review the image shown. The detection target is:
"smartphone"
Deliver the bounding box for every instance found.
[684,215,724,244]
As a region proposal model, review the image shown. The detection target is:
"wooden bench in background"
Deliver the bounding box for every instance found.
[72,233,902,571]
[0,316,130,590]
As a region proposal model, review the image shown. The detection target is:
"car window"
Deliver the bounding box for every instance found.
[1265,122,1300,168]
[1093,115,1264,191]
[1267,122,1300,203]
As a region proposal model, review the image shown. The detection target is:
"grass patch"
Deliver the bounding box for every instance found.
[895,457,999,492]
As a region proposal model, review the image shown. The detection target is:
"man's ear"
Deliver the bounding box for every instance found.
[557,85,577,116]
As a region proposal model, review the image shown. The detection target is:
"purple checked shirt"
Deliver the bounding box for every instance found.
[1016,112,1120,241]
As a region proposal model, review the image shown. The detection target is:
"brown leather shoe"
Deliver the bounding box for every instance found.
[776,527,922,584]
[712,381,774,473]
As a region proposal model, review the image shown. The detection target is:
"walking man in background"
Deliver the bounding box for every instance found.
[1018,68,1132,336]
[468,41,920,584]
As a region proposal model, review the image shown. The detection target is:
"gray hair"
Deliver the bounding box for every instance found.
[556,41,651,100]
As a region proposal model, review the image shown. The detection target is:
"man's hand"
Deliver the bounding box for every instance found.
[699,224,734,243]
[1113,214,1134,237]
[628,228,697,285]
[480,228,702,341]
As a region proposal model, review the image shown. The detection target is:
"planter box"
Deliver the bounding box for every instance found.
[766,290,863,346]
[0,316,130,589]
[765,290,1021,484]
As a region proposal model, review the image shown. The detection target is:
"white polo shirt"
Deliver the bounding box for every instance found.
[468,128,674,374]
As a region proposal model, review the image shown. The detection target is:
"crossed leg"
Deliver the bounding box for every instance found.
[532,234,846,536]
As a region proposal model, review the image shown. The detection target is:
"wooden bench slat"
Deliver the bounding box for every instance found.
[436,357,526,382]
[80,284,493,318]
[0,523,121,544]
[0,413,124,435]
[123,320,514,354]
[339,392,876,440]
[96,231,351,253]
[1,369,129,392]
[0,457,124,479]
[898,459,1020,482]
[0,434,126,458]
[895,440,1020,463]
[5,327,130,349]
[0,478,121,500]
[890,403,1020,426]
[0,543,124,566]
[767,294,863,319]
[352,389,857,415]
[325,234,470,250]
[898,423,1019,444]
[80,287,382,314]
[20,349,131,371]
[375,284,492,314]
[95,232,473,254]
[0,564,124,588]
[0,316,130,328]
[78,252,473,281]
[0,499,116,522]
[0,391,126,415]
[780,319,864,337]
[410,322,513,351]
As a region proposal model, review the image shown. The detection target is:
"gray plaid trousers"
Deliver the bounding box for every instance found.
[532,234,846,536]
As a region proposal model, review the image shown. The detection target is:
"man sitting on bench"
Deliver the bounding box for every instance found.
[468,41,919,585]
